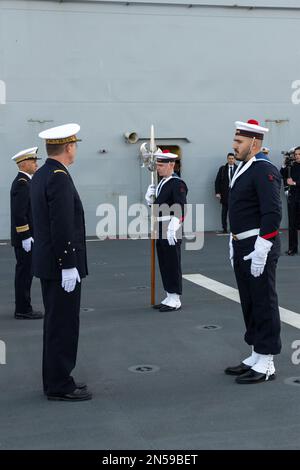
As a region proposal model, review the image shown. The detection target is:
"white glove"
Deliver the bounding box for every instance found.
[243,236,272,278]
[22,237,34,253]
[145,184,156,205]
[61,268,81,293]
[229,233,234,268]
[167,217,181,246]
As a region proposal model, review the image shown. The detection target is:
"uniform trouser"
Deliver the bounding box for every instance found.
[14,247,33,314]
[287,197,300,252]
[156,239,182,295]
[40,279,81,395]
[221,203,228,231]
[233,238,281,355]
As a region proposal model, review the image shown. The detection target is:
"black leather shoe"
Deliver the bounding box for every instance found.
[47,387,92,401]
[76,382,87,389]
[152,303,164,309]
[224,363,251,376]
[15,310,44,319]
[159,305,181,312]
[235,369,276,384]
[286,250,298,256]
[43,382,87,396]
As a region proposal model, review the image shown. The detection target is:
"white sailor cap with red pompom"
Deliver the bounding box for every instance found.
[235,119,269,141]
[154,149,178,162]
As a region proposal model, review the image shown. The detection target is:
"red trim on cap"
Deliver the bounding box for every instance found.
[163,149,170,153]
[248,119,259,126]
[261,230,279,240]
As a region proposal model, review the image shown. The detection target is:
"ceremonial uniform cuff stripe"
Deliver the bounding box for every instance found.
[261,230,279,240]
[16,224,30,233]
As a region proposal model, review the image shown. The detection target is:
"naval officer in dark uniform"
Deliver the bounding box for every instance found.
[145,150,188,311]
[215,153,237,233]
[10,147,43,320]
[225,119,282,384]
[31,123,91,401]
[280,146,300,255]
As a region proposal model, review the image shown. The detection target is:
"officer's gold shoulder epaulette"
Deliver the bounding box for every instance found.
[53,169,68,175]
[18,178,28,183]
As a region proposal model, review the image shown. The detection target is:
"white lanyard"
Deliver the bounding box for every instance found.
[230,157,255,188]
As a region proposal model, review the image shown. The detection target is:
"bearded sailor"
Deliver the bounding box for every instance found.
[145,149,188,312]
[225,119,282,384]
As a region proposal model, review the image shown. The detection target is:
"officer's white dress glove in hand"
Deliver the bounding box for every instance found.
[22,237,34,253]
[61,268,81,293]
[229,233,234,268]
[167,217,181,246]
[145,184,156,205]
[243,236,272,278]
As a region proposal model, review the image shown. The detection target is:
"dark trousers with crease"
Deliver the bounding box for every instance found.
[287,197,300,252]
[40,279,81,395]
[14,247,33,314]
[233,237,281,355]
[156,239,182,295]
[221,203,228,231]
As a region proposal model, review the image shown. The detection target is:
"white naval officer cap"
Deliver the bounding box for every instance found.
[39,123,81,144]
[235,119,269,141]
[11,147,41,164]
[154,149,178,163]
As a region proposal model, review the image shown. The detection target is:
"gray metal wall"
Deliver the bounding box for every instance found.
[1,0,300,238]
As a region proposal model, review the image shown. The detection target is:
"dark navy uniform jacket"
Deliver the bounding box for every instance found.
[154,174,188,238]
[280,163,300,201]
[229,152,282,244]
[215,163,238,205]
[31,158,88,280]
[10,172,33,247]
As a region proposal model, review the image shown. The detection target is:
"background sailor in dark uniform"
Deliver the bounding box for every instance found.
[31,124,91,401]
[215,152,237,233]
[225,119,282,384]
[280,146,300,255]
[10,147,43,320]
[145,150,188,312]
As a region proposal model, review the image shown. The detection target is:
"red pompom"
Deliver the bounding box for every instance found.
[162,149,170,153]
[247,119,259,126]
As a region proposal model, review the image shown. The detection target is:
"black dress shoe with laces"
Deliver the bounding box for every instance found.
[15,310,44,319]
[159,305,181,312]
[152,303,164,309]
[235,369,276,384]
[224,363,251,376]
[75,382,87,390]
[47,387,92,401]
[44,382,87,396]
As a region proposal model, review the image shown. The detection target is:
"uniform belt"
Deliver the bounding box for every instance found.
[232,228,260,241]
[155,216,172,222]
